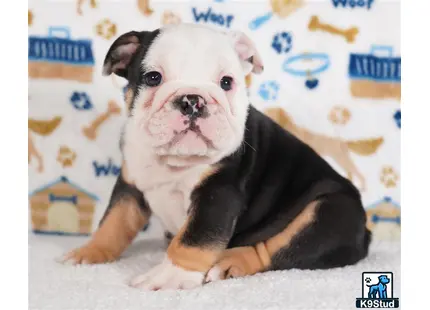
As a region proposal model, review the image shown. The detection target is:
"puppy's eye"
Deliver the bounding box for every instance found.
[142,71,162,87]
[220,76,233,91]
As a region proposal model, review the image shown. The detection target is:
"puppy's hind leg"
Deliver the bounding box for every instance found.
[269,193,370,271]
[206,200,321,281]
[207,190,370,283]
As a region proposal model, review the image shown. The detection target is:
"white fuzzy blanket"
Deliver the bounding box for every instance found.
[29,219,400,310]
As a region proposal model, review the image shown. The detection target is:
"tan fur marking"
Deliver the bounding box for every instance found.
[64,199,147,264]
[167,219,223,272]
[265,201,319,256]
[255,242,271,268]
[196,165,220,188]
[210,201,319,279]
[125,88,134,109]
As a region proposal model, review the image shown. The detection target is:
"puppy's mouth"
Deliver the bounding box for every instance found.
[168,121,215,150]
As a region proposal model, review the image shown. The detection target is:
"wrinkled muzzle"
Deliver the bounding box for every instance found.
[142,81,241,158]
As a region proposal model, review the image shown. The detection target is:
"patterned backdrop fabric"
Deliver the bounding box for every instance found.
[28,0,400,240]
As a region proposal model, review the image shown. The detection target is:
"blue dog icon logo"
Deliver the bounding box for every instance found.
[367,275,390,299]
[356,272,399,308]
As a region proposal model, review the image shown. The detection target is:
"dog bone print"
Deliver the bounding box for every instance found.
[77,0,97,16]
[137,0,154,16]
[82,100,121,141]
[308,16,359,43]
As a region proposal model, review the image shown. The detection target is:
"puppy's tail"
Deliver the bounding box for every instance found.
[346,137,384,156]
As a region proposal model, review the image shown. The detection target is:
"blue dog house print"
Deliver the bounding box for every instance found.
[349,45,401,100]
[29,176,99,236]
[28,27,95,83]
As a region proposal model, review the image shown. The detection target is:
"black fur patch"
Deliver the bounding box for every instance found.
[99,172,151,226]
[103,29,161,112]
[178,105,371,270]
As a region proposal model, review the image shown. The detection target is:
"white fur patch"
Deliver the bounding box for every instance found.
[122,125,211,234]
[204,266,223,283]
[129,256,205,290]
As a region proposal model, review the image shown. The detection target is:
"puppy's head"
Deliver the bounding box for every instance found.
[103,24,263,167]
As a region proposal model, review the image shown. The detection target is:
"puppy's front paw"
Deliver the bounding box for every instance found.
[129,257,205,290]
[59,244,117,265]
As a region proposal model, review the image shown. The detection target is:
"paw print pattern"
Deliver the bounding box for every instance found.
[70,92,93,110]
[57,146,77,168]
[95,18,117,40]
[380,166,399,188]
[258,81,280,101]
[272,32,293,54]
[328,106,351,125]
[161,10,182,25]
[394,110,401,128]
[365,277,372,283]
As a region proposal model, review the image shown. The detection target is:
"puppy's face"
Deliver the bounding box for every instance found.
[103,24,263,166]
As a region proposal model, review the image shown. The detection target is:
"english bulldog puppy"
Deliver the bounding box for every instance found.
[61,24,371,290]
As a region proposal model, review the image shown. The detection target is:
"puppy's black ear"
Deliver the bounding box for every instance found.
[102,31,142,78]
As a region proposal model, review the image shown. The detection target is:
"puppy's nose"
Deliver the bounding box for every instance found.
[174,94,207,118]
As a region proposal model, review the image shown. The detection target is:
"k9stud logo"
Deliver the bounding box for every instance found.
[356,272,399,308]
